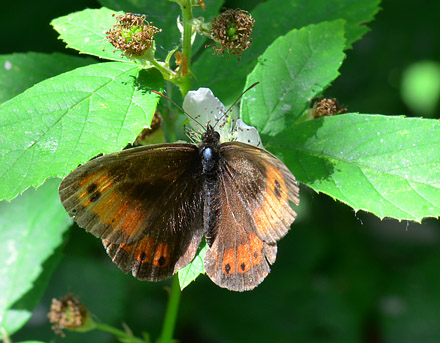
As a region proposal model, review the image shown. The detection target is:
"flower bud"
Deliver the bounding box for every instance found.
[312,98,347,118]
[48,294,95,336]
[106,13,161,58]
[209,9,255,59]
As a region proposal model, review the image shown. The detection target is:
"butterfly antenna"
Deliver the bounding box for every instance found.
[152,90,205,129]
[213,82,260,129]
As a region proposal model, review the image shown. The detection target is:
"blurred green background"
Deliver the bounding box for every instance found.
[3,0,440,342]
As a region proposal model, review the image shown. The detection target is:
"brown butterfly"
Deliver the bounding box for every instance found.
[59,95,299,292]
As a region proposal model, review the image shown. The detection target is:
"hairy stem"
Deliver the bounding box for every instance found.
[178,0,193,97]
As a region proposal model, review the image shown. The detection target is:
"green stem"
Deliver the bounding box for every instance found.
[1,327,11,343]
[149,59,175,82]
[160,275,181,343]
[178,0,193,97]
[95,323,146,343]
[141,47,176,82]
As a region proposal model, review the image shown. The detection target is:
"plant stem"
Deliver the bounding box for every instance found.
[0,327,11,343]
[178,0,194,97]
[95,322,146,343]
[149,59,176,82]
[160,275,181,343]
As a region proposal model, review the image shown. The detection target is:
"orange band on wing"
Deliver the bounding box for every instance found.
[252,165,293,240]
[222,249,236,275]
[221,233,264,276]
[236,244,251,273]
[76,170,148,240]
[120,236,155,264]
[248,232,263,266]
[118,236,171,268]
[153,242,171,268]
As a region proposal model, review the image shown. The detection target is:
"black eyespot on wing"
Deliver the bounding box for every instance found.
[87,183,101,202]
[225,264,231,274]
[158,256,167,266]
[87,183,97,194]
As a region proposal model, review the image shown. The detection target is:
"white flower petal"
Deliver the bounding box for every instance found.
[182,88,262,147]
[183,88,226,129]
[234,119,264,148]
[183,88,229,140]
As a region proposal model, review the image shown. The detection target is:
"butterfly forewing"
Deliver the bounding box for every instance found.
[59,143,205,281]
[219,142,299,242]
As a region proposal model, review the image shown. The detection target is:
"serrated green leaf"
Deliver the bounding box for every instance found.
[0,53,95,104]
[268,114,440,222]
[256,0,380,49]
[242,20,346,135]
[193,0,380,105]
[0,62,163,201]
[0,179,70,337]
[178,243,207,290]
[51,8,130,62]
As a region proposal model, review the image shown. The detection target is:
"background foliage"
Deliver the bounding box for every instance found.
[1,0,440,342]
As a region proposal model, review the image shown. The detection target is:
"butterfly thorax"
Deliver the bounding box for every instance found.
[199,125,220,174]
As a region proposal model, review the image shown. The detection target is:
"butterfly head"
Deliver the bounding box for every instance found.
[200,125,220,147]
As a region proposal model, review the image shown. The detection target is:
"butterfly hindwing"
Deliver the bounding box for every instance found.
[102,225,203,281]
[204,141,299,291]
[204,186,278,291]
[59,143,205,281]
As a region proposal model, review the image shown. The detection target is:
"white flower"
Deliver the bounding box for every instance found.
[182,88,263,147]
[234,119,263,147]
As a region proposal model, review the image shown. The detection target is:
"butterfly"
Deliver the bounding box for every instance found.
[59,89,299,292]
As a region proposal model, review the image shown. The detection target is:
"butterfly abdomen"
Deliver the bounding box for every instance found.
[203,174,220,247]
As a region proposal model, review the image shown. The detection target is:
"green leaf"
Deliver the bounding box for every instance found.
[242,20,346,135]
[268,114,440,222]
[0,62,163,201]
[256,0,380,49]
[51,8,128,62]
[0,53,95,104]
[193,0,380,105]
[178,243,207,290]
[0,179,71,338]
